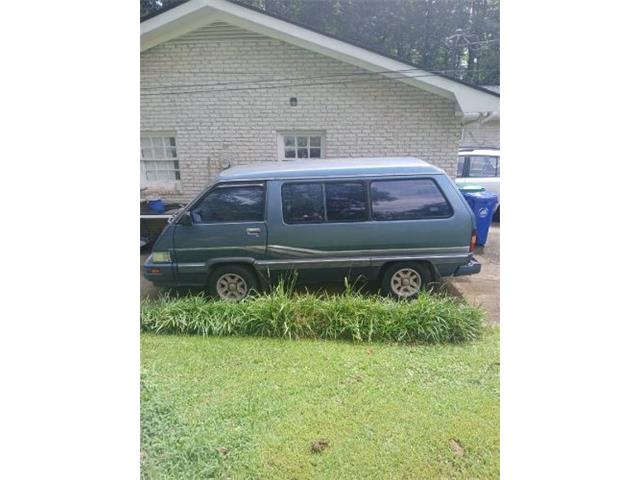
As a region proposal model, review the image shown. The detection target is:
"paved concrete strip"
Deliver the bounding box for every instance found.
[447,225,500,324]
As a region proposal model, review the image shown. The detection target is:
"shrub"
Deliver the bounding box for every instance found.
[140,286,484,344]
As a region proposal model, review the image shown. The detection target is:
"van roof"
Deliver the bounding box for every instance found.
[217,157,445,181]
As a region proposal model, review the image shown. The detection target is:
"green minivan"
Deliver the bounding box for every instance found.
[144,158,480,300]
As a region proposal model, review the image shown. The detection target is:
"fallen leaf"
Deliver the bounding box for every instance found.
[217,446,230,457]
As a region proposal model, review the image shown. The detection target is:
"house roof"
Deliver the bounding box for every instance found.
[217,158,444,181]
[481,85,500,94]
[141,0,499,116]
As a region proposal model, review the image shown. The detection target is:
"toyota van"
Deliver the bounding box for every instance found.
[144,158,481,300]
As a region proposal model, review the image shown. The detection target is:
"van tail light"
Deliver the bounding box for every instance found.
[470,229,477,252]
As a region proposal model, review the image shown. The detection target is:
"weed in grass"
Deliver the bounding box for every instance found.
[141,285,484,344]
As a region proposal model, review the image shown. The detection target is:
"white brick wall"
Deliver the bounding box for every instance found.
[141,23,461,202]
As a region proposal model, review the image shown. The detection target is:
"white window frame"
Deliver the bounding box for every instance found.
[140,133,181,190]
[277,131,326,161]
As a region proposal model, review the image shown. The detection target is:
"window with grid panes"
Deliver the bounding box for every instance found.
[279,133,324,160]
[140,135,181,182]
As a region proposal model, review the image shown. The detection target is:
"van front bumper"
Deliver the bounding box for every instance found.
[143,255,176,286]
[453,257,482,276]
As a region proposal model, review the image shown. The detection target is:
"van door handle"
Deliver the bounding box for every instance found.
[246,227,261,237]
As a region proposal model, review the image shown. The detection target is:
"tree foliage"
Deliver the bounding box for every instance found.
[141,0,499,85]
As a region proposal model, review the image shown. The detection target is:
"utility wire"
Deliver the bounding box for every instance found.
[141,67,496,90]
[465,38,500,45]
[140,70,495,96]
[141,67,428,90]
[141,66,495,91]
[140,66,486,76]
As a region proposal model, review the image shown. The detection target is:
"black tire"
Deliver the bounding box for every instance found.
[493,206,500,223]
[381,262,430,300]
[208,264,259,301]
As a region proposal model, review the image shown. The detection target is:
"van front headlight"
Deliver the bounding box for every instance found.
[152,251,172,263]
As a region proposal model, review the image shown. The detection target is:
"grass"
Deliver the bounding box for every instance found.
[141,327,499,479]
[141,286,484,344]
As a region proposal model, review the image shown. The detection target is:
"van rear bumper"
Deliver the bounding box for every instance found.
[453,257,482,276]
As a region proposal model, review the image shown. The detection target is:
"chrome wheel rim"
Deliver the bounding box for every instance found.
[216,273,248,300]
[390,268,422,297]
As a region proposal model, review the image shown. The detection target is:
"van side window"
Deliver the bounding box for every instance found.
[468,156,498,177]
[282,183,325,223]
[370,179,453,220]
[325,182,368,222]
[192,185,264,223]
[457,156,466,177]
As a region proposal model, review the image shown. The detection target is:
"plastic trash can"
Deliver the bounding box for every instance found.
[147,198,166,213]
[459,189,498,246]
[457,184,485,193]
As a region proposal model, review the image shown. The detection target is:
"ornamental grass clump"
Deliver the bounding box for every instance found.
[140,285,484,344]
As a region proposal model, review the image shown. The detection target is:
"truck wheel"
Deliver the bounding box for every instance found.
[381,262,430,300]
[208,265,258,301]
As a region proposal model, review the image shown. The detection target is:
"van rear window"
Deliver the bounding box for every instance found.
[370,179,452,220]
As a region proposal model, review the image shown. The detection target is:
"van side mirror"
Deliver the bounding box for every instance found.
[179,211,193,226]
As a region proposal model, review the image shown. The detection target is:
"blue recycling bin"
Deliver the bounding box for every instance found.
[460,189,498,246]
[147,197,166,213]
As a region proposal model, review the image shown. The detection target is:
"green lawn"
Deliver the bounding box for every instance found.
[141,328,499,479]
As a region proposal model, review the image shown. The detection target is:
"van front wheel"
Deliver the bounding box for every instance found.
[381,262,430,300]
[208,265,258,301]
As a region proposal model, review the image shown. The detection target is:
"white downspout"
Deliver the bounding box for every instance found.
[479,112,499,124]
[460,112,499,143]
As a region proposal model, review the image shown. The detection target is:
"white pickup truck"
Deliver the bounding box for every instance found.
[455,148,500,221]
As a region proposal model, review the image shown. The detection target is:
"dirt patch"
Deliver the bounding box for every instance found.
[449,439,464,457]
[310,439,330,453]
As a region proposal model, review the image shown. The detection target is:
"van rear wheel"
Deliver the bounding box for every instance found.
[381,262,430,300]
[208,265,258,301]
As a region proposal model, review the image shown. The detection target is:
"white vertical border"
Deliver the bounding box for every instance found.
[502,0,640,478]
[1,1,140,478]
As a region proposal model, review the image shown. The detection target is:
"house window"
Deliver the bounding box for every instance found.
[140,135,180,183]
[278,132,325,160]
